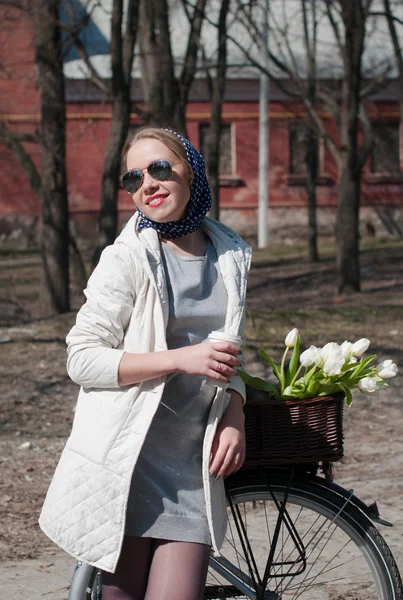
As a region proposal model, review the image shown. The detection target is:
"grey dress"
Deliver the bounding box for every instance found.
[125,238,228,544]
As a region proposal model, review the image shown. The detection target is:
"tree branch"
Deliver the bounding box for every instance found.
[180,0,207,91]
[369,11,403,26]
[0,122,42,195]
[382,0,403,96]
[64,0,109,95]
[122,0,139,84]
[316,85,341,129]
[302,95,341,170]
[325,0,345,62]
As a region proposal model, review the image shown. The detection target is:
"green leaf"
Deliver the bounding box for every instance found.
[258,349,282,380]
[285,335,301,386]
[306,378,320,396]
[338,383,353,407]
[349,355,376,379]
[303,365,318,386]
[238,370,281,400]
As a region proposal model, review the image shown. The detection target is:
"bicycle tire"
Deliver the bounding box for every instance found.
[205,470,403,599]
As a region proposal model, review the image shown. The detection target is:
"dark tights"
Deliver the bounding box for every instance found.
[101,536,211,600]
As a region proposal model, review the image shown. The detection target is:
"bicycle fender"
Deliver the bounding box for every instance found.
[325,480,393,528]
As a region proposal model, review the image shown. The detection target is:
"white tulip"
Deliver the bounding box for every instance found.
[349,357,358,364]
[300,345,321,367]
[340,341,353,359]
[358,377,378,394]
[352,338,370,357]
[285,328,299,348]
[320,342,341,361]
[323,347,345,376]
[377,359,398,379]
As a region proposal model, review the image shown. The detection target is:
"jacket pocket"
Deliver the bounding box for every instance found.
[66,388,131,465]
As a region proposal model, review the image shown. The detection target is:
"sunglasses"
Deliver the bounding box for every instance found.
[121,159,181,194]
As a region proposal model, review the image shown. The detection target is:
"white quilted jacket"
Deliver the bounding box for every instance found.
[39,213,251,573]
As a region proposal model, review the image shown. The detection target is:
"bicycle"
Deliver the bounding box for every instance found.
[67,460,403,599]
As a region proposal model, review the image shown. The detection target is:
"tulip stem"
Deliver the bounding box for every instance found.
[280,348,289,394]
[289,364,303,389]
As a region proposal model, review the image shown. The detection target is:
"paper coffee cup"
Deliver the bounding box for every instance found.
[206,331,242,388]
[208,331,242,346]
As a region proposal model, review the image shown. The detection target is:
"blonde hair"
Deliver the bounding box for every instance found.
[122,127,194,185]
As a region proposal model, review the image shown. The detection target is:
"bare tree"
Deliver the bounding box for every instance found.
[301,1,319,261]
[0,1,73,313]
[68,0,208,256]
[382,0,403,131]
[92,0,139,266]
[219,0,386,291]
[63,0,140,266]
[204,0,231,220]
[0,3,88,310]
[32,0,70,312]
[139,0,208,134]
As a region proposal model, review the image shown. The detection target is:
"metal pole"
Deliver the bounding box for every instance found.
[258,0,269,249]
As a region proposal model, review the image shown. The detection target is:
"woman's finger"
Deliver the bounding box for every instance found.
[209,360,237,379]
[212,350,241,367]
[222,451,243,478]
[210,443,231,477]
[215,445,241,478]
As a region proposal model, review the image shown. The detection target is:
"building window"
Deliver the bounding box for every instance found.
[199,123,233,175]
[289,121,318,175]
[371,123,400,173]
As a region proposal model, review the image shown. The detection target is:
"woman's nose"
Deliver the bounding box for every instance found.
[142,171,158,192]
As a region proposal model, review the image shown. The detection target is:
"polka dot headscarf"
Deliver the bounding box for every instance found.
[137,130,212,239]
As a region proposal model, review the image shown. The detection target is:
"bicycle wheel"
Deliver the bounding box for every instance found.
[68,562,100,600]
[205,470,403,599]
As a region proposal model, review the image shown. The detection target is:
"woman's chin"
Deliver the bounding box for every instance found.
[142,209,186,223]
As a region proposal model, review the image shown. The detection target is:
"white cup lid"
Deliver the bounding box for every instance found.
[208,331,242,345]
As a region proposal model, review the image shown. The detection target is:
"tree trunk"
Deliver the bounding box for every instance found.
[138,0,183,132]
[33,0,70,313]
[306,127,319,262]
[302,0,319,262]
[336,163,361,292]
[336,73,362,293]
[92,0,139,267]
[205,0,230,221]
[335,1,366,293]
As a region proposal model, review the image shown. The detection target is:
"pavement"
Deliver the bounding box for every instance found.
[1,552,77,599]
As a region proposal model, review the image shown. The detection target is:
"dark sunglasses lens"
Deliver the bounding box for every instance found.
[122,170,142,193]
[148,160,173,181]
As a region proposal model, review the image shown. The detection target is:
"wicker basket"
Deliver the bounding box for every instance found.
[243,389,344,467]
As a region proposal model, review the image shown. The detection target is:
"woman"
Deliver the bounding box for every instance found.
[39,128,251,600]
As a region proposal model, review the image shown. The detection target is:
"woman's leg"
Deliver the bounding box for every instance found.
[101,536,153,600]
[145,540,211,600]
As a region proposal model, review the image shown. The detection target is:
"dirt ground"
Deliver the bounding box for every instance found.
[0,241,403,598]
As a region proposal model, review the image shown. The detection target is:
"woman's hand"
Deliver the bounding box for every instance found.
[209,391,246,479]
[118,341,240,386]
[172,341,241,385]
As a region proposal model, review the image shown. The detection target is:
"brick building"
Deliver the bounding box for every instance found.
[1,5,402,242]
